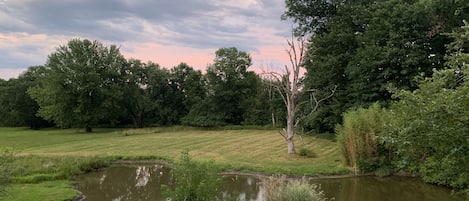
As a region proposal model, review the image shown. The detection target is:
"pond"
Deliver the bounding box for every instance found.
[75,164,465,201]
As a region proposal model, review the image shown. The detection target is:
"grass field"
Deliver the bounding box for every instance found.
[0,127,349,200]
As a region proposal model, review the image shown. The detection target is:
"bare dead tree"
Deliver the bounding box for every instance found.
[265,33,336,155]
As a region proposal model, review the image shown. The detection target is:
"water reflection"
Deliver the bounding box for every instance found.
[77,164,171,201]
[76,165,466,201]
[222,175,265,201]
[317,176,465,201]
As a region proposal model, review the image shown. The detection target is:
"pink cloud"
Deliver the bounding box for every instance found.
[123,43,292,74]
[0,68,27,80]
[122,43,216,71]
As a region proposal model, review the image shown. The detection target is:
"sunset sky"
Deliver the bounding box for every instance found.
[0,0,293,80]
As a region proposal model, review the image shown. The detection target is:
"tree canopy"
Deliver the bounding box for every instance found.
[28,39,127,132]
[386,21,469,189]
[286,0,469,132]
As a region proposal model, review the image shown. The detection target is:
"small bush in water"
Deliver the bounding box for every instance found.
[162,150,221,201]
[261,175,329,201]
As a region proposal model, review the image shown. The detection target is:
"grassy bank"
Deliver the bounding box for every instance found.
[0,127,348,200]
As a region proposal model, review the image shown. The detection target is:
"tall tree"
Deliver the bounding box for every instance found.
[282,0,340,34]
[287,0,469,132]
[28,39,126,132]
[145,63,182,125]
[0,66,51,129]
[185,47,255,127]
[387,21,469,189]
[268,34,335,154]
[120,59,153,128]
[206,47,253,125]
[169,63,205,123]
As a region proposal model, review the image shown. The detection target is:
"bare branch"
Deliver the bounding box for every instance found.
[278,129,287,140]
[293,85,337,128]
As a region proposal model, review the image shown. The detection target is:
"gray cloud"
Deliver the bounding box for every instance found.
[0,0,291,71]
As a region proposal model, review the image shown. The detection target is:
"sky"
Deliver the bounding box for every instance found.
[0,0,293,80]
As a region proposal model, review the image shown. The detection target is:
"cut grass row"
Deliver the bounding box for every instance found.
[0,127,349,200]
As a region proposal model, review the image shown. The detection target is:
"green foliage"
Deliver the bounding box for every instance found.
[3,180,77,201]
[28,39,127,132]
[298,0,469,132]
[162,150,222,201]
[0,67,51,129]
[183,47,269,127]
[298,147,316,158]
[0,148,15,194]
[282,0,338,34]
[9,155,111,183]
[386,22,469,189]
[336,103,390,174]
[261,175,329,201]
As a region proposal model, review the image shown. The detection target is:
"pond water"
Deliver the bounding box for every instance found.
[75,164,465,201]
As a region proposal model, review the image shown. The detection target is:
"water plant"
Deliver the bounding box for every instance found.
[261,175,329,201]
[162,150,222,201]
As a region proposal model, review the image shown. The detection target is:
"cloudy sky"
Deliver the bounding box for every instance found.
[0,0,293,80]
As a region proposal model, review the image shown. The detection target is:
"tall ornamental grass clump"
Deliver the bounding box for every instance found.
[336,103,390,174]
[261,175,329,201]
[162,150,221,201]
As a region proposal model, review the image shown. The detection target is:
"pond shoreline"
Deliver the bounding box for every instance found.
[71,159,423,201]
[110,159,416,180]
[72,160,465,201]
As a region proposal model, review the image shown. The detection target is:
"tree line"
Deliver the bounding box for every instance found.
[284,0,469,132]
[0,41,286,132]
[1,0,468,136]
[282,0,469,190]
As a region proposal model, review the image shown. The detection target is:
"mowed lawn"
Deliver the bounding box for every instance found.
[0,127,349,175]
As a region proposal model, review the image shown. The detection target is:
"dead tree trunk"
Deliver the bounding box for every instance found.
[266,33,336,155]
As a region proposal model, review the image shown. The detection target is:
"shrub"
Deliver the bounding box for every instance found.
[0,148,15,194]
[298,148,316,158]
[162,150,221,201]
[336,103,390,174]
[384,21,469,189]
[261,175,329,201]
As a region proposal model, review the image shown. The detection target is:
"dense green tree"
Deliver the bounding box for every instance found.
[120,59,153,128]
[169,63,205,123]
[241,72,271,126]
[184,47,256,126]
[206,47,253,125]
[282,0,340,34]
[387,22,469,189]
[145,63,183,125]
[28,39,126,132]
[288,0,469,132]
[0,66,50,129]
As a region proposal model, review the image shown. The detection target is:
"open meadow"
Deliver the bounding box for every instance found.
[0,127,348,201]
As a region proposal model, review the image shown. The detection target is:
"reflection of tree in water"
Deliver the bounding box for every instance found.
[135,166,151,187]
[78,166,463,201]
[316,176,464,201]
[77,165,172,201]
[222,175,264,201]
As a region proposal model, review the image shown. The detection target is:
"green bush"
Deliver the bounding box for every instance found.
[298,148,316,158]
[384,21,469,189]
[162,150,221,201]
[336,103,390,174]
[261,175,329,201]
[0,148,15,194]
